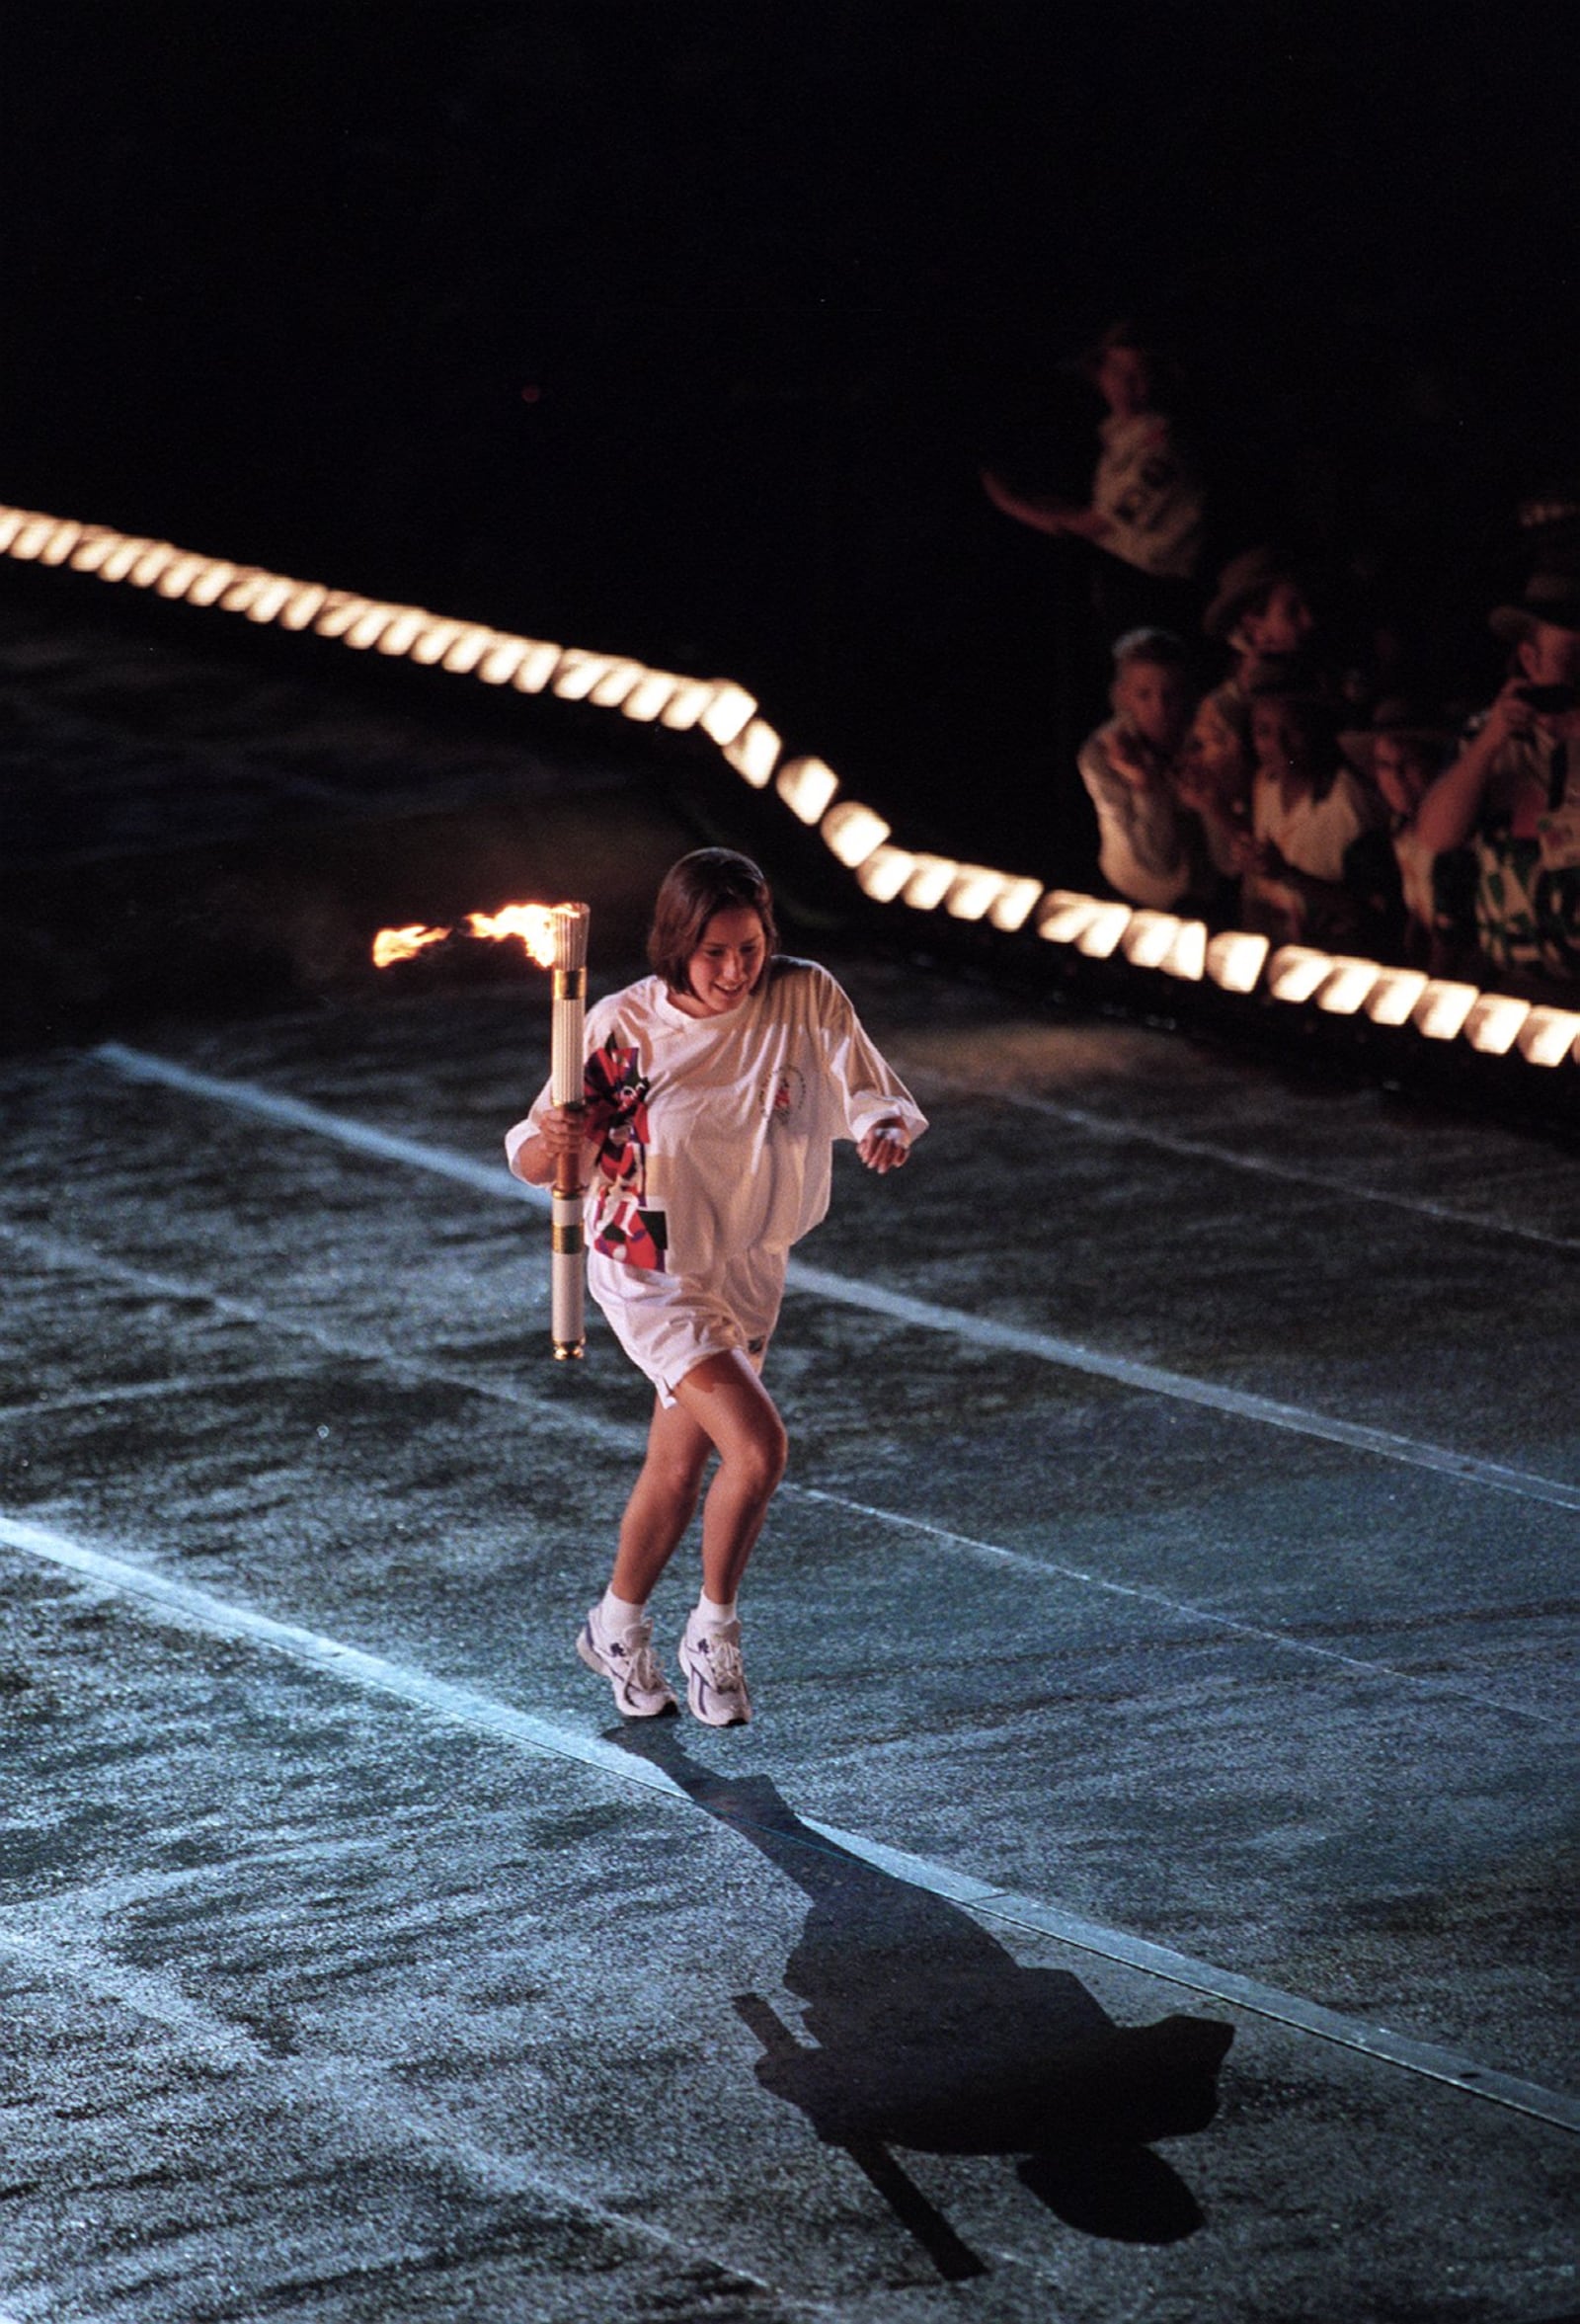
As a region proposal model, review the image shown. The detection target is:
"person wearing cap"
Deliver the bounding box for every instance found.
[982,323,1205,630]
[1338,700,1469,970]
[1414,573,1580,992]
[1201,546,1323,707]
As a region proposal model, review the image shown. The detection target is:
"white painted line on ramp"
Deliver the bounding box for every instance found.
[783,1259,1580,1513]
[0,1372,311,1424]
[794,1486,1567,1728]
[0,1925,823,2318]
[95,1039,551,1209]
[4,1509,1576,2139]
[897,1062,1580,1255]
[89,1043,1580,1515]
[2,1213,1558,1725]
[0,1924,260,2068]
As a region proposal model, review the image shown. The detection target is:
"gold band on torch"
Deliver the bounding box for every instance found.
[548,906,592,1359]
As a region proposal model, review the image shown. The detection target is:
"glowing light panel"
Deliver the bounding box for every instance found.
[1518,1006,1580,1066]
[989,877,1044,933]
[588,659,646,707]
[411,619,463,666]
[856,845,917,903]
[442,625,497,675]
[1462,994,1531,1055]
[901,854,959,911]
[1162,920,1208,980]
[1036,892,1106,945]
[1204,930,1271,993]
[1075,903,1134,958]
[1121,911,1181,969]
[513,641,563,693]
[1267,946,1334,1004]
[1413,980,1479,1040]
[723,719,781,788]
[699,683,756,747]
[944,865,1009,922]
[1361,968,1427,1024]
[658,678,717,730]
[1314,958,1381,1015]
[822,801,891,868]
[776,756,839,825]
[620,670,679,723]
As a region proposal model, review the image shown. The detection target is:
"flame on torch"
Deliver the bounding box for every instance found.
[464,905,559,964]
[370,903,565,971]
[370,923,449,970]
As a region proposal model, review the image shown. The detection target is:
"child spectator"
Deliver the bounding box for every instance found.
[983,322,1206,631]
[1174,686,1253,912]
[1338,698,1468,968]
[1233,669,1392,950]
[1076,628,1197,909]
[1414,572,1580,994]
[1202,546,1323,707]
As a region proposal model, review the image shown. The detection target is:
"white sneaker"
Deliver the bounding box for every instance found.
[576,1604,677,1719]
[677,1618,752,1726]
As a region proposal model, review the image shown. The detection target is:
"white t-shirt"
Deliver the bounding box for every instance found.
[506,958,926,1279]
[1092,412,1205,581]
[1252,762,1378,883]
[1076,718,1194,908]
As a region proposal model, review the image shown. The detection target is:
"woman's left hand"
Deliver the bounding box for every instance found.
[858,1121,910,1173]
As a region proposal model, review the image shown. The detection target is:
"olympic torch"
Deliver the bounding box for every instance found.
[371,895,592,1360]
[546,900,591,1360]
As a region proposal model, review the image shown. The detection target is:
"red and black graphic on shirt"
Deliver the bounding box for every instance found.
[584,1041,668,1271]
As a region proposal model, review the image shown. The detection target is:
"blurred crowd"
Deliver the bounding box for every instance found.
[983,325,1580,1001]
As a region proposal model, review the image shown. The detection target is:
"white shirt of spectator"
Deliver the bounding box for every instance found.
[1077,719,1194,908]
[1253,762,1379,884]
[1092,412,1204,581]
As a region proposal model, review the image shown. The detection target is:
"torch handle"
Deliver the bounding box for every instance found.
[550,961,588,1360]
[551,1108,586,1360]
[550,968,587,1109]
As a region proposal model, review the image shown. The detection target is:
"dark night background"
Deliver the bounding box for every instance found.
[5,1,1579,875]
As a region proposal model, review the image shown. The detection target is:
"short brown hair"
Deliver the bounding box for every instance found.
[1111,625,1188,673]
[647,848,778,996]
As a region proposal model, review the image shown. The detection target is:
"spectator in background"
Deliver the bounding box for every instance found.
[1515,480,1580,575]
[1174,685,1253,913]
[1233,668,1392,950]
[1201,546,1324,708]
[1338,698,1468,969]
[1075,628,1198,909]
[1414,572,1580,993]
[983,322,1206,633]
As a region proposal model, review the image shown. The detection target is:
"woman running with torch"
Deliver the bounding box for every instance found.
[507,848,925,1726]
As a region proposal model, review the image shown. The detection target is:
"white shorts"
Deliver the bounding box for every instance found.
[589,1244,788,1407]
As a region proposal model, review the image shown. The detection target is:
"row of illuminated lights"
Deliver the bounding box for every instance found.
[4,501,1578,1071]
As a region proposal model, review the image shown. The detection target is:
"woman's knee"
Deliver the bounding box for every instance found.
[731,1410,788,1500]
[643,1442,709,1506]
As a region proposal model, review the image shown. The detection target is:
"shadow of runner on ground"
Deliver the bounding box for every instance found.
[615,1725,1233,2280]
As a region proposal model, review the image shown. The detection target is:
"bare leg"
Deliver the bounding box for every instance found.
[608,1395,712,1605]
[607,1350,787,1608]
[674,1351,788,1605]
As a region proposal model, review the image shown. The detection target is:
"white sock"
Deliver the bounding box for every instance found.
[599,1588,648,1636]
[690,1591,738,1636]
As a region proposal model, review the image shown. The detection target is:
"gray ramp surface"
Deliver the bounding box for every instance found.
[1,962,1576,2323]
